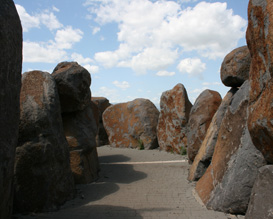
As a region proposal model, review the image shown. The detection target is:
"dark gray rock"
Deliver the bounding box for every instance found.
[220,46,250,87]
[14,71,75,213]
[0,1,22,218]
[246,165,273,219]
[52,62,91,113]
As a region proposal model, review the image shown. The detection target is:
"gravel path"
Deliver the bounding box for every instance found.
[16,146,245,219]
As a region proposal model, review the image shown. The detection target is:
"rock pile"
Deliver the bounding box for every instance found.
[52,62,99,184]
[0,1,22,218]
[103,98,159,149]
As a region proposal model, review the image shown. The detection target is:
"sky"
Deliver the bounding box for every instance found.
[14,0,249,107]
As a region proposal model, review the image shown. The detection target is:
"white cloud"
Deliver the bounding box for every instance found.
[177,58,206,78]
[55,26,83,49]
[85,0,246,73]
[39,10,63,31]
[71,53,94,64]
[156,70,175,77]
[52,6,60,12]
[92,86,120,103]
[92,26,101,35]
[202,82,221,86]
[112,80,130,90]
[84,64,99,74]
[15,4,40,32]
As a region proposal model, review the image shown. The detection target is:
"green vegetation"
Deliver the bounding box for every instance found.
[180,146,187,155]
[138,139,144,150]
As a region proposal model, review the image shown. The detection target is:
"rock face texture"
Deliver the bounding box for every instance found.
[52,62,91,113]
[246,0,273,164]
[245,165,273,219]
[53,62,99,184]
[0,1,22,218]
[220,46,251,87]
[14,71,75,213]
[103,98,159,149]
[92,97,111,146]
[187,90,221,163]
[196,81,266,214]
[157,84,192,154]
[188,88,237,181]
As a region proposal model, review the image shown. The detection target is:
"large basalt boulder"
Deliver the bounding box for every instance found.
[245,165,273,219]
[62,105,99,184]
[157,84,192,154]
[103,98,159,149]
[187,90,221,163]
[246,0,273,164]
[188,88,237,181]
[14,71,75,213]
[196,81,266,214]
[0,1,22,218]
[52,62,91,113]
[92,97,111,146]
[220,46,251,87]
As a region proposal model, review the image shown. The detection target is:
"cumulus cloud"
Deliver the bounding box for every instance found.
[39,10,63,31]
[112,80,130,90]
[156,70,175,77]
[71,53,94,64]
[85,0,246,74]
[177,58,206,78]
[92,86,120,103]
[84,64,99,74]
[92,26,101,35]
[55,26,83,49]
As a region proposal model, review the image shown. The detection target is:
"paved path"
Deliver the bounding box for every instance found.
[17,146,244,219]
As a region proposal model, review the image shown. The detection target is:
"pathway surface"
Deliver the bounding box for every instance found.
[17,146,245,219]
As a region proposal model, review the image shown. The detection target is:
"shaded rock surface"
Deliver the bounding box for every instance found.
[220,46,250,87]
[188,88,237,181]
[52,62,91,113]
[196,81,266,214]
[246,0,273,164]
[245,165,273,219]
[14,71,75,213]
[157,84,192,154]
[187,90,221,163]
[103,98,159,149]
[92,97,111,146]
[62,105,99,184]
[0,1,22,218]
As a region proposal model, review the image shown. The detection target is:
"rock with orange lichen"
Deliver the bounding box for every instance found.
[188,88,237,181]
[103,98,159,149]
[187,90,221,163]
[196,81,266,214]
[246,0,273,164]
[157,84,192,154]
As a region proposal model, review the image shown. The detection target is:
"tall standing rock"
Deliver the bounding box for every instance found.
[246,0,273,164]
[196,81,266,214]
[188,88,237,181]
[187,90,221,163]
[245,165,273,219]
[14,71,75,213]
[0,1,22,218]
[52,62,100,184]
[103,98,159,149]
[220,46,251,87]
[92,97,111,146]
[157,84,192,154]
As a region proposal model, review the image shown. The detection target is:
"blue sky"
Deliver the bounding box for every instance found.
[14,0,249,106]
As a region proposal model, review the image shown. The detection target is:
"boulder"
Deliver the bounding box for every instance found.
[245,165,273,219]
[157,84,192,154]
[14,71,75,213]
[62,105,99,184]
[246,0,273,164]
[220,46,251,87]
[196,81,266,214]
[52,62,91,113]
[188,88,237,181]
[92,97,111,146]
[103,98,159,149]
[0,1,22,218]
[187,90,221,163]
